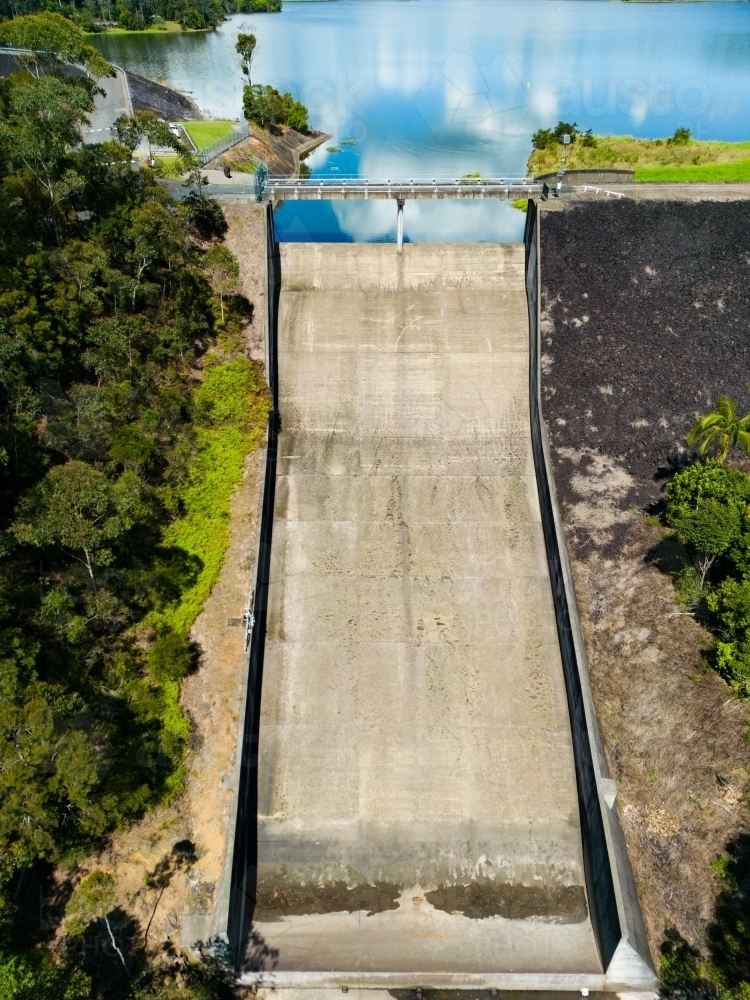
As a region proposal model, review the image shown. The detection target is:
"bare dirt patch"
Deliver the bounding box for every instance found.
[541,201,750,966]
[222,201,268,365]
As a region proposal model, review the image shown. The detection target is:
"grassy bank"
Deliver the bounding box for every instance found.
[634,158,750,182]
[150,359,270,797]
[182,119,240,152]
[158,359,270,639]
[529,133,750,180]
[86,21,207,33]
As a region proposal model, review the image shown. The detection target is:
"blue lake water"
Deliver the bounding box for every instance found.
[93,0,750,242]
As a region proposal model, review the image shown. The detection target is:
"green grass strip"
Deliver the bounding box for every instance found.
[635,159,750,183]
[148,358,269,799]
[181,120,240,152]
[159,358,271,638]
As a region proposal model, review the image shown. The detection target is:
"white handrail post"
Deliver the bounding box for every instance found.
[396,198,404,255]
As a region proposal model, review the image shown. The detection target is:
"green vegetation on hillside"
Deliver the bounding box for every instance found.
[656,399,750,695]
[634,159,750,182]
[0,0,280,33]
[528,121,750,182]
[0,13,269,995]
[654,402,750,1000]
[242,83,308,132]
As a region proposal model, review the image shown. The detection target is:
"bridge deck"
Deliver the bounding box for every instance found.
[260,178,541,201]
[251,244,600,977]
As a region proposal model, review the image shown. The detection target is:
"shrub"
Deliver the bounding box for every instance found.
[147,630,193,684]
[668,126,692,145]
[183,7,205,28]
[531,127,555,151]
[581,129,598,148]
[665,461,750,587]
[183,193,228,240]
[531,121,579,151]
[553,120,579,143]
[0,951,91,1000]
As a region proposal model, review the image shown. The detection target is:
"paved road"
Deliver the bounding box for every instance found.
[250,243,601,978]
[82,68,131,144]
[539,181,750,210]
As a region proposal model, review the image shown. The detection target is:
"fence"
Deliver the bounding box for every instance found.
[183,121,251,165]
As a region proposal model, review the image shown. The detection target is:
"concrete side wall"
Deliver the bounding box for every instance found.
[535,170,635,185]
[524,201,656,990]
[223,204,280,966]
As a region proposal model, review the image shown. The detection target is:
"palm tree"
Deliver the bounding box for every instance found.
[686,395,750,464]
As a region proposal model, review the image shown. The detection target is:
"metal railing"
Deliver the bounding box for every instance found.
[184,121,250,165]
[254,174,541,202]
[581,185,626,199]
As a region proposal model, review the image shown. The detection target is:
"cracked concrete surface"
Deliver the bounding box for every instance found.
[251,244,601,974]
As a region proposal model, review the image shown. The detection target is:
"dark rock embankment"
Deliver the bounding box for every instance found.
[0,51,84,80]
[540,200,750,960]
[125,70,203,121]
[541,200,750,552]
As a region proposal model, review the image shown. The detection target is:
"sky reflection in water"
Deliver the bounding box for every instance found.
[93,0,750,242]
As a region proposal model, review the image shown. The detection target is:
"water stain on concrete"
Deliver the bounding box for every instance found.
[255,870,402,920]
[255,870,587,923]
[425,880,588,922]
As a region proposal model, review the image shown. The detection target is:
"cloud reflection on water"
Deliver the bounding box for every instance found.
[274,199,527,244]
[92,0,750,241]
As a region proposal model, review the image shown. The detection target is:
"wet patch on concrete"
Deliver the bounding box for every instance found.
[255,869,402,920]
[255,869,588,923]
[425,880,588,922]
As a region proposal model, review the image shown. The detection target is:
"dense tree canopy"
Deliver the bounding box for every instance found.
[0,0,280,32]
[242,82,308,132]
[0,14,269,996]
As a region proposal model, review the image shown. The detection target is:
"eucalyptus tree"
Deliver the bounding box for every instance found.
[237,31,257,85]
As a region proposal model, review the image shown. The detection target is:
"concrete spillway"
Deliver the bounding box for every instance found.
[251,243,603,977]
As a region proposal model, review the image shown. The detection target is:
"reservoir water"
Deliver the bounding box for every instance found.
[93,0,750,242]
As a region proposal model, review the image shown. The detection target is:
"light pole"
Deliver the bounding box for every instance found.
[557,132,571,194]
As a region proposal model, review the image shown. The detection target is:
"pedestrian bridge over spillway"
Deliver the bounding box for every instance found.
[230,223,656,991]
[257,176,542,201]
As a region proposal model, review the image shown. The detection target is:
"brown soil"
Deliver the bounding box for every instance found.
[540,202,750,966]
[211,125,331,178]
[222,201,268,365]
[570,517,750,958]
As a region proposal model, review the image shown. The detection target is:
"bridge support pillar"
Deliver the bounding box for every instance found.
[396,198,405,254]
